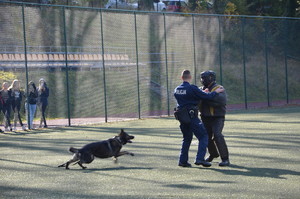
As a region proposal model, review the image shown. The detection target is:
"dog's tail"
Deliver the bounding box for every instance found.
[69,147,79,153]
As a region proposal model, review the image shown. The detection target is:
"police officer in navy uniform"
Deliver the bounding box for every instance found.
[199,70,230,166]
[174,70,224,167]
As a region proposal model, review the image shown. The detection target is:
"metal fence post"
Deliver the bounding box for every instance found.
[134,12,141,119]
[242,17,248,109]
[163,13,170,116]
[218,16,223,85]
[62,6,71,126]
[192,15,197,84]
[21,4,30,129]
[284,19,289,104]
[264,19,270,107]
[100,9,108,123]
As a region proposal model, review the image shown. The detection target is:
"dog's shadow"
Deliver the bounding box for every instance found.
[81,166,154,173]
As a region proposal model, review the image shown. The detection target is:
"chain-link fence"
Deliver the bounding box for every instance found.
[0,1,299,126]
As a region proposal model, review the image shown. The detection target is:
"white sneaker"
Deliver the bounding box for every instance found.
[5,127,9,132]
[22,126,26,131]
[13,126,17,131]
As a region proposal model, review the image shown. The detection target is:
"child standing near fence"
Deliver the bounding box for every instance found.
[37,78,49,128]
[26,81,38,130]
[0,93,4,133]
[9,79,26,131]
[0,82,13,131]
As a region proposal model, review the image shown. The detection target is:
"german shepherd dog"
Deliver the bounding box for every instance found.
[58,129,134,169]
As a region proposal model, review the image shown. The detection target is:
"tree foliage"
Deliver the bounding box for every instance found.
[0,71,17,83]
[212,0,300,17]
[138,0,154,10]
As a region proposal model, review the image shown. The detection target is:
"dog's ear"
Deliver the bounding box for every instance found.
[119,129,125,136]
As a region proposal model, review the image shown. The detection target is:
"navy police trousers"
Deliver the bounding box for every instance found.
[179,117,208,164]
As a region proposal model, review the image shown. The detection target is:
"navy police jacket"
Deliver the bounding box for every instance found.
[174,81,218,109]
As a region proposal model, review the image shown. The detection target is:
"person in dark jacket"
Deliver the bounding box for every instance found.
[37,78,49,128]
[199,70,230,166]
[174,69,224,167]
[9,79,26,131]
[0,82,13,131]
[26,81,38,130]
[0,93,4,132]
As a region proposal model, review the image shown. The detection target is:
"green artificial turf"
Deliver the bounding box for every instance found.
[1,106,300,199]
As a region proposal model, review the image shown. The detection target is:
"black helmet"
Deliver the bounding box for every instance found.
[200,70,216,87]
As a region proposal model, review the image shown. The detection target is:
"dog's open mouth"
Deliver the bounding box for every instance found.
[127,136,134,143]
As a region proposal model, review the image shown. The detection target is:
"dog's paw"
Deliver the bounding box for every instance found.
[130,153,134,156]
[112,157,118,164]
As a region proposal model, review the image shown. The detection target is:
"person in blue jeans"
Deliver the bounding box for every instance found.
[26,81,38,130]
[37,78,49,128]
[174,70,224,167]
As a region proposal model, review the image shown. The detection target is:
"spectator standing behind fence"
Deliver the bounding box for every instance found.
[174,70,224,168]
[199,70,230,166]
[26,81,38,130]
[9,79,26,131]
[0,82,13,132]
[0,91,4,133]
[37,78,49,128]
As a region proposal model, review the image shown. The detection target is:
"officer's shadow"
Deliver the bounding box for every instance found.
[210,164,300,179]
